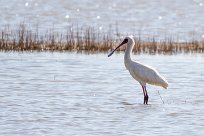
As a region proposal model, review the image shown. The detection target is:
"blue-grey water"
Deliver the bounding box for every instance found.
[0,52,204,135]
[1,0,204,40]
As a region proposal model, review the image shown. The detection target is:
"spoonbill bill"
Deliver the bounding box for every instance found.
[108,36,168,104]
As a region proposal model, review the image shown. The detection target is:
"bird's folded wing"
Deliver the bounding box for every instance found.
[132,62,168,88]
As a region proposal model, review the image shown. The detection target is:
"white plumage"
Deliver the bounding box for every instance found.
[108,36,168,104]
[127,61,168,89]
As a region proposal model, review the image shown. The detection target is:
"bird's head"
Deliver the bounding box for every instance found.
[108,36,135,57]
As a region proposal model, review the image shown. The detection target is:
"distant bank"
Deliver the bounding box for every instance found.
[0,24,204,54]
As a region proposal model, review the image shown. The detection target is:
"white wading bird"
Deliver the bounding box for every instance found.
[108,36,168,104]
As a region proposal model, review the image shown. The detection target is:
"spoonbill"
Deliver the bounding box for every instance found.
[108,36,168,104]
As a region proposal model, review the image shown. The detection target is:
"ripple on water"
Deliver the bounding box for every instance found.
[0,53,204,135]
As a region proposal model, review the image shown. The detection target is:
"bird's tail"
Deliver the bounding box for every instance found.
[161,78,168,89]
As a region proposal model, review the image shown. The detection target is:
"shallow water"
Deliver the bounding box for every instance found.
[1,0,204,40]
[0,52,204,135]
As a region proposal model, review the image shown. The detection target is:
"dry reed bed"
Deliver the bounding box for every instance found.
[1,24,204,54]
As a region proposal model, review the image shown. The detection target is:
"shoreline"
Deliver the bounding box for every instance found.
[1,24,204,54]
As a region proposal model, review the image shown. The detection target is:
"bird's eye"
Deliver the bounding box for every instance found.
[124,38,128,43]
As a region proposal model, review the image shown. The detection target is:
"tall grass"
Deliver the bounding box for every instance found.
[0,24,204,54]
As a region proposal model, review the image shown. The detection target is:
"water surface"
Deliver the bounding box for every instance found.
[0,52,204,135]
[1,0,204,40]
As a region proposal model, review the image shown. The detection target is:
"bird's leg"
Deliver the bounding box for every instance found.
[144,86,149,104]
[142,86,147,104]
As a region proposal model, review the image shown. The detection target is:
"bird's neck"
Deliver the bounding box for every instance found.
[124,42,134,65]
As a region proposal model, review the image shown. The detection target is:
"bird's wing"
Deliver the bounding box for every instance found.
[131,61,168,88]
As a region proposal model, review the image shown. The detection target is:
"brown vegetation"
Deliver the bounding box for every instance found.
[0,24,204,54]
